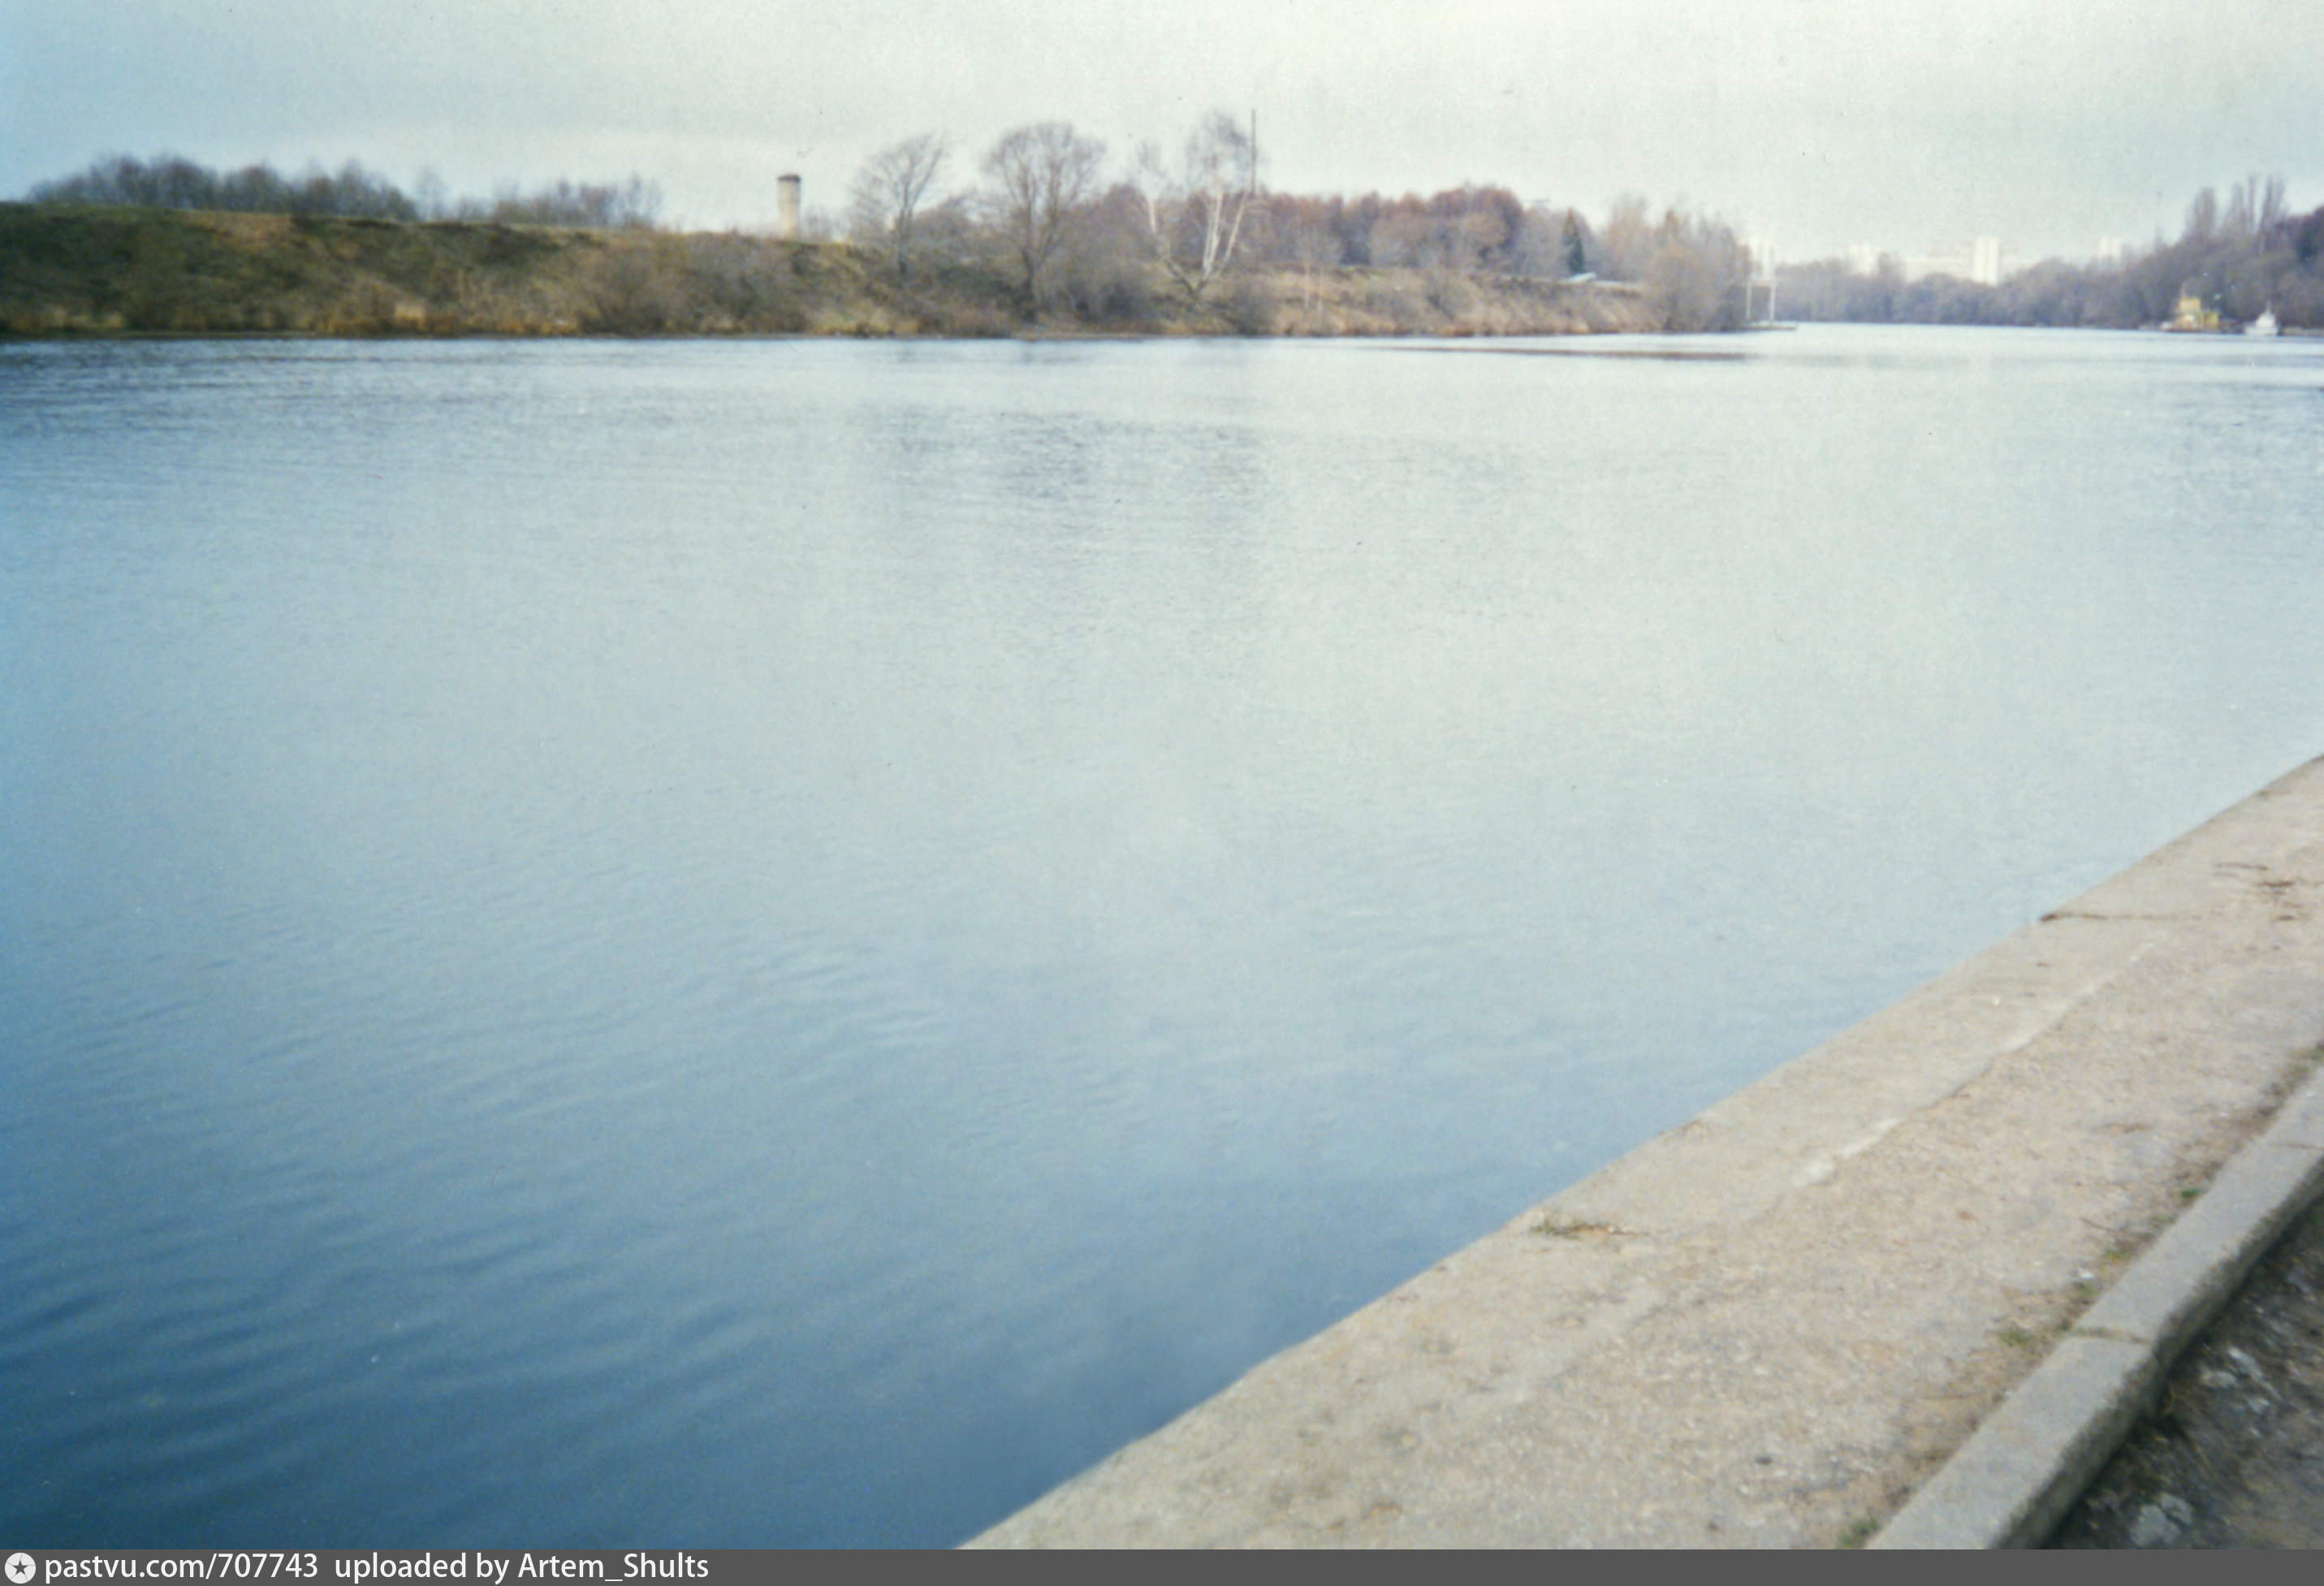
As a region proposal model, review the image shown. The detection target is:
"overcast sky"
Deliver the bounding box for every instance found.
[3,1,2318,263]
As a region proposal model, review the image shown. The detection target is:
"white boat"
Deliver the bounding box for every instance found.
[2247,305,2279,338]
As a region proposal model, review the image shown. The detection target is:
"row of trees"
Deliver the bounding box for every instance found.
[1778,176,2322,330]
[21,130,1759,332]
[26,154,662,231]
[845,115,1756,331]
[845,115,1263,305]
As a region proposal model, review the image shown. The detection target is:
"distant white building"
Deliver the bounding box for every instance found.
[1743,238,1779,322]
[1847,243,1883,277]
[2093,238,2126,269]
[1901,236,2019,286]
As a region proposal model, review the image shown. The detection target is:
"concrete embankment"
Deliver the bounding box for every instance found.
[971,756,2324,1548]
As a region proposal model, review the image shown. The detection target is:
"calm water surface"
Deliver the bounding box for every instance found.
[4,327,2322,1545]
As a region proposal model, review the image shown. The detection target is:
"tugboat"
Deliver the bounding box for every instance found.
[2166,289,2219,332]
[2246,304,2280,337]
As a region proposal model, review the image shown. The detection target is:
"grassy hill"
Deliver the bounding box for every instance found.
[0,204,1658,339]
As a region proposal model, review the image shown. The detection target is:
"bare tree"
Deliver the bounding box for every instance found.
[848,134,948,279]
[981,121,1107,308]
[2184,187,2219,244]
[2225,176,2258,242]
[28,153,421,221]
[2227,171,2292,254]
[479,176,660,229]
[1135,110,1260,302]
[1642,211,1750,331]
[1369,209,1431,269]
[1597,194,1655,281]
[1281,211,1337,320]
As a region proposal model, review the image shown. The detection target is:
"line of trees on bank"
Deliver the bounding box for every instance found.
[28,154,662,231]
[24,125,1756,332]
[1778,177,2323,330]
[839,116,1754,331]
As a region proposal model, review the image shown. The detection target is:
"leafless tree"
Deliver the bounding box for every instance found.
[1369,209,1431,269]
[1597,194,1655,281]
[2184,188,2220,244]
[1281,212,1336,319]
[848,134,948,279]
[1642,211,1750,331]
[28,153,421,220]
[2260,174,2288,238]
[981,121,1107,308]
[1135,111,1260,302]
[473,176,660,229]
[1504,205,1578,278]
[2226,171,2292,254]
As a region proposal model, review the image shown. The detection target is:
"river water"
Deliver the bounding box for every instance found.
[3,326,2321,1545]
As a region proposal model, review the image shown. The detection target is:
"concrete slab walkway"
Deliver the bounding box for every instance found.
[971,757,2324,1547]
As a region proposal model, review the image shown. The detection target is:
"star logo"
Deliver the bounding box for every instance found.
[6,1554,36,1584]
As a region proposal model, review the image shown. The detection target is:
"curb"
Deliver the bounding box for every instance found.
[1870,1061,2324,1549]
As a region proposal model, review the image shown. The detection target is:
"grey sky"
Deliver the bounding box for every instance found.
[3,1,2318,263]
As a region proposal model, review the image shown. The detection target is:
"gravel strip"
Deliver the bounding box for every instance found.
[2047,1199,2324,1548]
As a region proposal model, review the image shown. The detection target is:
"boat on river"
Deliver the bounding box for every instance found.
[2166,290,2219,333]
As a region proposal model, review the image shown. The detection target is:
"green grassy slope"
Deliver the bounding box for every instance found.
[0,204,1660,338]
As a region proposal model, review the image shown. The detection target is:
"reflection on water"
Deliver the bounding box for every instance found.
[3,327,2322,1545]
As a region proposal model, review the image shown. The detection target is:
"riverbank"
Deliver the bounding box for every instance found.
[972,755,2324,1548]
[0,204,1659,339]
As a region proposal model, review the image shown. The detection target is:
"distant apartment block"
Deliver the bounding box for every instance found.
[1899,235,2017,286]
